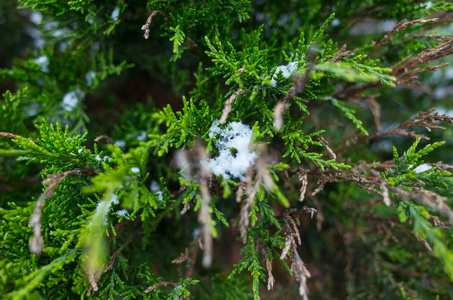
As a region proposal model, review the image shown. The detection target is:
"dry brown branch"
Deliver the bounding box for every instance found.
[87,247,123,296]
[389,186,453,223]
[433,161,453,172]
[240,166,259,243]
[280,213,311,299]
[29,168,94,255]
[339,108,453,154]
[0,132,17,139]
[273,101,288,130]
[328,44,354,62]
[396,62,449,86]
[392,38,453,74]
[298,168,308,202]
[180,200,192,215]
[236,182,245,203]
[314,136,336,160]
[86,272,101,296]
[366,94,382,131]
[260,247,275,290]
[275,207,317,220]
[145,281,179,293]
[172,248,190,264]
[94,135,114,144]
[377,18,439,46]
[381,182,391,206]
[334,32,453,100]
[410,34,453,43]
[141,10,172,39]
[196,145,213,268]
[219,89,244,125]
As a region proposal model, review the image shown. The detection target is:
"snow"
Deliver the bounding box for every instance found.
[34,56,49,72]
[85,71,96,86]
[24,103,39,117]
[331,18,340,27]
[414,164,433,173]
[116,209,129,217]
[202,120,257,180]
[29,12,42,24]
[155,191,163,200]
[111,7,119,21]
[115,140,126,149]
[62,89,84,112]
[424,1,433,9]
[137,131,147,141]
[150,180,160,192]
[271,61,298,87]
[149,180,164,200]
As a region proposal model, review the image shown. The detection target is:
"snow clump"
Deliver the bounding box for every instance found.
[270,61,298,87]
[202,120,257,181]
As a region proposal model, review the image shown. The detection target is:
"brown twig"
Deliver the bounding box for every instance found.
[29,167,96,255]
[219,89,244,125]
[0,132,17,139]
[145,281,179,293]
[141,10,172,39]
[376,18,439,47]
[94,135,114,144]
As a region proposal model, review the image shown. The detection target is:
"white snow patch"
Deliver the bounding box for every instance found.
[331,18,340,27]
[271,61,298,87]
[202,120,257,181]
[414,164,433,173]
[150,180,160,193]
[85,70,96,86]
[425,1,433,9]
[25,103,39,117]
[111,7,120,21]
[137,131,147,141]
[116,209,130,217]
[30,12,42,24]
[62,89,84,112]
[115,140,126,149]
[111,194,119,205]
[34,56,48,72]
[155,191,163,201]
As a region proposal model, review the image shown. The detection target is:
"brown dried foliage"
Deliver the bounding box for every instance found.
[339,108,453,153]
[280,212,311,300]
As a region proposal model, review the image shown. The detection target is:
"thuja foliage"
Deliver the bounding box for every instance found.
[1,0,453,299]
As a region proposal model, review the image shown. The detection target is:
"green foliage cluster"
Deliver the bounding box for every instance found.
[1,0,453,299]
